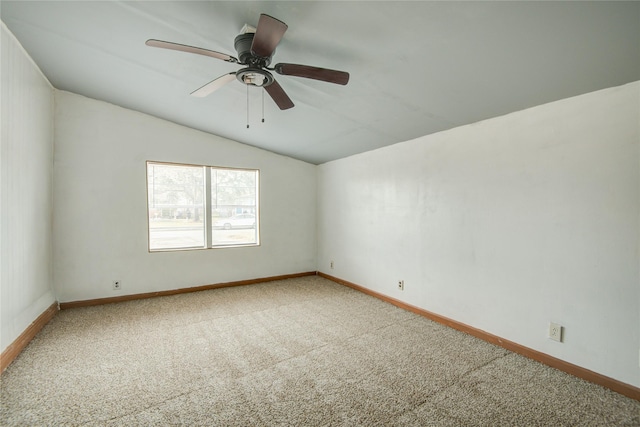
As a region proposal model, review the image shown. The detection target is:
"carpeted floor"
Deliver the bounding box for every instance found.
[1,275,638,426]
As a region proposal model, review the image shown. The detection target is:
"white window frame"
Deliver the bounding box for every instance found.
[146,161,260,252]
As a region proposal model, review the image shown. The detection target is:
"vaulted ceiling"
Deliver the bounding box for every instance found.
[2,1,639,164]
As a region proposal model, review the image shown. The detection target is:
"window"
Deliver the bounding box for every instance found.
[147,162,259,251]
[210,168,259,246]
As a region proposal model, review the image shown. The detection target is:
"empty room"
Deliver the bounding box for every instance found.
[1,1,639,425]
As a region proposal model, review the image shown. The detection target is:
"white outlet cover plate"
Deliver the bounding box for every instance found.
[549,322,562,342]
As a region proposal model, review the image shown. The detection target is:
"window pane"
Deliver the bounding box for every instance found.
[147,163,205,250]
[211,169,258,246]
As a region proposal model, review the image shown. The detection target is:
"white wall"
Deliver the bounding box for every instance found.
[1,24,56,353]
[53,91,316,302]
[318,82,640,387]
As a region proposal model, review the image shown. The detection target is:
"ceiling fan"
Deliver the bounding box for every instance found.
[146,13,350,111]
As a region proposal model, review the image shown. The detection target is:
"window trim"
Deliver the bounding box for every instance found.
[146,161,260,252]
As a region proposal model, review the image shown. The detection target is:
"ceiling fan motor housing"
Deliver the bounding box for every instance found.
[234,33,273,67]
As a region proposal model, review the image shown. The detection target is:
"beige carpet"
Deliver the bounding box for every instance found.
[1,276,638,426]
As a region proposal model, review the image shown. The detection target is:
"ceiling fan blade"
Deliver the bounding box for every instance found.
[146,39,238,63]
[191,73,237,97]
[250,14,288,58]
[274,63,350,85]
[264,80,294,110]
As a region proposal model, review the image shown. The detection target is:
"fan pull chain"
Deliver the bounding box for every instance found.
[262,89,265,123]
[246,85,250,129]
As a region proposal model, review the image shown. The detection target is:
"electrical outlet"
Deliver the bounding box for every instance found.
[330,260,334,269]
[112,280,122,291]
[549,322,562,342]
[398,280,404,291]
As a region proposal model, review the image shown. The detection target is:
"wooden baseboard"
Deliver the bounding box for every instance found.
[59,271,318,310]
[318,272,640,402]
[1,303,59,373]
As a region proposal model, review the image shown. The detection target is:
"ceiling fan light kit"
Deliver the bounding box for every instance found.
[146,13,350,121]
[236,68,274,87]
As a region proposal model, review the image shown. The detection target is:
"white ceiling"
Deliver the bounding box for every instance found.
[2,1,639,164]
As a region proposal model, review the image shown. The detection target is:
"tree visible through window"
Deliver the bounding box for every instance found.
[147,162,259,251]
